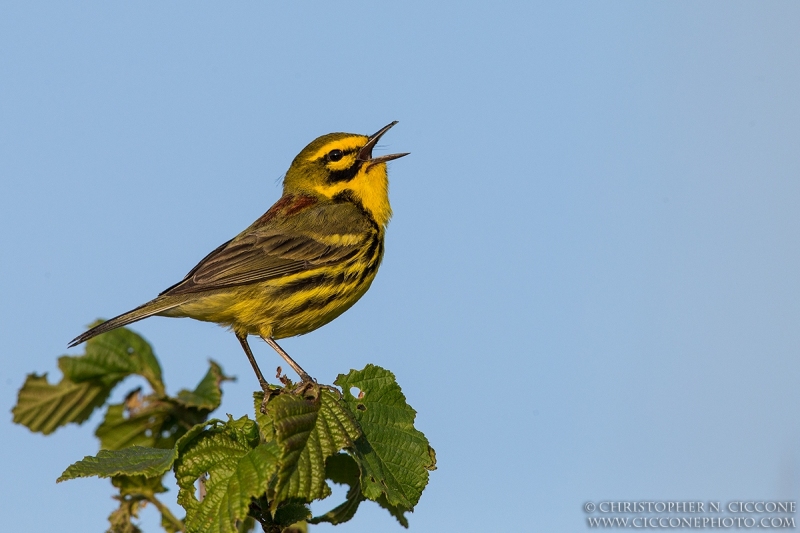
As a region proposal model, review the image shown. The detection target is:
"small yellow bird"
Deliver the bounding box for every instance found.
[69,121,408,390]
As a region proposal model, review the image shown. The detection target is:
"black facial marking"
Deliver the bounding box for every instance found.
[327,160,362,184]
[323,147,362,183]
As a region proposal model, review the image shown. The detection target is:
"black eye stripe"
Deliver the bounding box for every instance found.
[327,160,362,183]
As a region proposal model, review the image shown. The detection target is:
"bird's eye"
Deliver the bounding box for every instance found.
[327,149,344,162]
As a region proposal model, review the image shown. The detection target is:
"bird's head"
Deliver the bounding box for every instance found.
[283,121,408,228]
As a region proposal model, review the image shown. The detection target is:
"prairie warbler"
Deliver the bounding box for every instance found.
[69,121,408,389]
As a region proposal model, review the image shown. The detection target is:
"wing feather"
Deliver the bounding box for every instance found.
[160,198,374,296]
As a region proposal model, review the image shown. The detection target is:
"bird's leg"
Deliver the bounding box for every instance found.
[236,332,270,393]
[262,336,313,383]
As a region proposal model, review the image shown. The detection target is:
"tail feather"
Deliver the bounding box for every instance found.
[68,298,181,348]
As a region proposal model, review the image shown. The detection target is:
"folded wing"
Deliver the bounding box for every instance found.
[161,200,375,296]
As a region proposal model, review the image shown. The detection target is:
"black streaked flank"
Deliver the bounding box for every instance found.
[363,234,380,263]
[278,285,356,319]
[358,238,384,284]
[273,271,348,297]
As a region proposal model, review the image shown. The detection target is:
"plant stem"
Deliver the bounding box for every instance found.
[147,494,185,532]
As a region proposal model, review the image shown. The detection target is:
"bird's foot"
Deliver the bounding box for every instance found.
[259,370,341,408]
[291,376,318,398]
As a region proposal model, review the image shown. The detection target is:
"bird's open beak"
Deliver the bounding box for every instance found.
[358,121,410,165]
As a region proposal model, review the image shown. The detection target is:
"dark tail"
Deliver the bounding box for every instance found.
[68,298,181,348]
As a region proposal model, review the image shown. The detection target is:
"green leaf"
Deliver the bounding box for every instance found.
[324,451,361,486]
[334,365,436,512]
[253,391,278,444]
[96,401,169,450]
[12,326,170,435]
[310,452,410,527]
[273,504,311,530]
[176,360,230,411]
[309,453,365,526]
[175,417,278,533]
[266,386,361,508]
[12,372,115,434]
[248,497,310,532]
[175,419,224,453]
[58,446,177,482]
[95,394,208,451]
[97,361,230,451]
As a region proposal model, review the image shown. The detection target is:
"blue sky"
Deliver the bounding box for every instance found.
[2,2,799,531]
